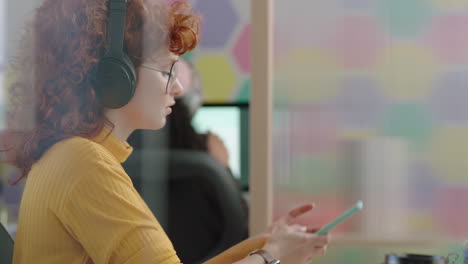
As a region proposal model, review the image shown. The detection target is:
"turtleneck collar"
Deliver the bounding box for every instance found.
[90,128,133,163]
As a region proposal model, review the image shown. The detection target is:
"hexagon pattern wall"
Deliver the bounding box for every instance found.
[190,0,249,103]
[266,0,468,241]
[189,0,468,238]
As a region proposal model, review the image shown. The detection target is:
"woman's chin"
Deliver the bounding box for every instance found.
[149,118,166,130]
[134,111,168,130]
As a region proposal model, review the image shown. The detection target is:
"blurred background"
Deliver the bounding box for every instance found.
[2,0,468,263]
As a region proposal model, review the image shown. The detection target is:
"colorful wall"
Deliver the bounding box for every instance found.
[271,0,468,262]
[188,0,251,103]
[189,0,468,239]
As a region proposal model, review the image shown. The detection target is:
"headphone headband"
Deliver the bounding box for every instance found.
[107,0,127,58]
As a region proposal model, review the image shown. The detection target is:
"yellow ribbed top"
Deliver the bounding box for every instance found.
[13,130,181,264]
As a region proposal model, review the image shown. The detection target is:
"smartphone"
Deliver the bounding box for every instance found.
[316,200,363,235]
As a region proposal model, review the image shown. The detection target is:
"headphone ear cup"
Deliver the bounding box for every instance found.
[96,53,136,109]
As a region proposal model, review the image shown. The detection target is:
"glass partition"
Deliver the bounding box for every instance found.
[0,0,39,238]
[273,0,468,262]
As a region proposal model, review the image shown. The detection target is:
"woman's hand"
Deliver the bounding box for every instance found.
[262,224,329,264]
[228,204,328,264]
[258,204,328,263]
[207,132,229,167]
[268,204,321,234]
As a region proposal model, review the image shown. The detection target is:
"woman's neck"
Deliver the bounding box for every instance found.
[104,110,135,142]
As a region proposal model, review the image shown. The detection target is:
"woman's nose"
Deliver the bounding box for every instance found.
[169,78,184,96]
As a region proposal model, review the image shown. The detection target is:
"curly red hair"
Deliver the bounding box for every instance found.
[4,0,199,183]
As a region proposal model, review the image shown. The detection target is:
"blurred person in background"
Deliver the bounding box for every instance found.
[167,58,231,170]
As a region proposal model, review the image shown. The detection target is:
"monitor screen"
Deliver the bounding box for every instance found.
[192,103,249,189]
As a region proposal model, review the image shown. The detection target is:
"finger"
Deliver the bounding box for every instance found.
[286,204,315,223]
[301,245,327,259]
[268,204,316,233]
[314,245,327,250]
[289,224,308,233]
[315,246,327,256]
[307,245,327,256]
[306,226,321,233]
[305,234,329,248]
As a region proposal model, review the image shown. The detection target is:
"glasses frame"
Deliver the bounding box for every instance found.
[140,60,178,94]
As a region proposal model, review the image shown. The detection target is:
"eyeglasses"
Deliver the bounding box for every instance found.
[140,60,178,94]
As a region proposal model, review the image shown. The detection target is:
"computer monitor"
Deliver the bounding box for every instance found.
[191,103,249,189]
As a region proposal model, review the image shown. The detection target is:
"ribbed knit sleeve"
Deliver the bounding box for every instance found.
[58,140,180,264]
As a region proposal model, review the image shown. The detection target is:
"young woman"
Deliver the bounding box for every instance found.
[127,58,250,262]
[5,0,329,263]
